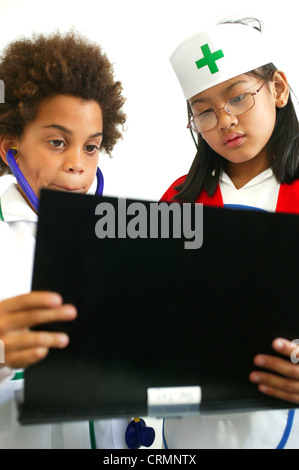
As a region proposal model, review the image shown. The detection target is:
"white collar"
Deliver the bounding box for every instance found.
[1,183,38,223]
[219,168,275,190]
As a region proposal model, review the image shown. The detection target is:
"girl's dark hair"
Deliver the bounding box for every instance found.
[0,31,126,176]
[174,18,299,202]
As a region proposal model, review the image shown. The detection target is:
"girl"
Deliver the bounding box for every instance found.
[161,18,299,448]
[0,31,129,448]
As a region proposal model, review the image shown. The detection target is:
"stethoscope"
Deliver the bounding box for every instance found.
[6,147,104,211]
[6,147,155,449]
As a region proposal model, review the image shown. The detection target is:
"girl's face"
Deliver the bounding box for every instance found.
[189,72,287,172]
[10,95,103,206]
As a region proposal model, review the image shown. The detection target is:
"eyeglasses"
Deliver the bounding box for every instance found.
[187,79,269,134]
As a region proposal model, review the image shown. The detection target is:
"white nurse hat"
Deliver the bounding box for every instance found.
[170,23,273,100]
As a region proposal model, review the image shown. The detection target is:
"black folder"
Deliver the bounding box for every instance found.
[19,189,299,424]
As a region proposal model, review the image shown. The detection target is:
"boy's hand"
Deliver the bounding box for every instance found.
[0,291,77,369]
[249,338,299,404]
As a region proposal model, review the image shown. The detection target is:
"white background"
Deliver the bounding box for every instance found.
[0,0,298,448]
[0,0,298,201]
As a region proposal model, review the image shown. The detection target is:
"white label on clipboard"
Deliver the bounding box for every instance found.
[147,386,201,417]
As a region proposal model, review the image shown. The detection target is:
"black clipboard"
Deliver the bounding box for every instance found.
[19,189,299,424]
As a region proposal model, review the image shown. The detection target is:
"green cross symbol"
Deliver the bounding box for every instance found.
[195,43,224,74]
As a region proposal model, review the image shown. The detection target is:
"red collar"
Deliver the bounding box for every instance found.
[161,177,299,215]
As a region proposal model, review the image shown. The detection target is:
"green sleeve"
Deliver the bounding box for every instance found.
[0,199,3,221]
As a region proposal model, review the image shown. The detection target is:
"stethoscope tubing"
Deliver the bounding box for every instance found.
[6,148,104,212]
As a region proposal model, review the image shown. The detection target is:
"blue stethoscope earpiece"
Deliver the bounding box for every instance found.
[5,148,104,213]
[125,418,155,449]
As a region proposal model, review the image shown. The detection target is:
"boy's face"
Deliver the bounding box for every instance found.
[14,95,103,204]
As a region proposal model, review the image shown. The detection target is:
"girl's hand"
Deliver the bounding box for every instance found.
[0,291,77,369]
[249,338,299,404]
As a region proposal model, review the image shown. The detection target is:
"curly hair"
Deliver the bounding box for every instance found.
[0,31,126,175]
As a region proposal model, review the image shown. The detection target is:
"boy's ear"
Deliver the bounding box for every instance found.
[0,135,18,165]
[272,71,290,108]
